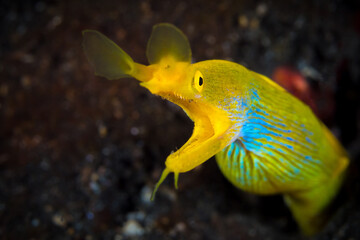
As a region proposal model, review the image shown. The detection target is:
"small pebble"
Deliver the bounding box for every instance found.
[102,147,112,156]
[86,211,94,220]
[90,181,101,195]
[48,15,62,30]
[238,15,248,28]
[85,154,94,162]
[175,222,186,232]
[40,159,50,170]
[170,221,186,236]
[122,219,144,237]
[256,3,268,16]
[130,127,139,136]
[52,213,66,227]
[140,186,153,205]
[31,218,40,227]
[114,234,123,240]
[98,124,107,138]
[21,76,31,88]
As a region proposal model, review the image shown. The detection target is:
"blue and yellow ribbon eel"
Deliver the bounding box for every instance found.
[82,23,349,235]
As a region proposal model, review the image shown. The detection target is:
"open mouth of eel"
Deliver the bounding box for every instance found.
[140,81,231,200]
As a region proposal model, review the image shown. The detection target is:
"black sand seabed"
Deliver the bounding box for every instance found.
[1,0,359,239]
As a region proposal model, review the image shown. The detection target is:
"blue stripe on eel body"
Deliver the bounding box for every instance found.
[219,84,325,190]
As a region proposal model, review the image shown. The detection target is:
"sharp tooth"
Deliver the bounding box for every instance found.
[172,93,188,102]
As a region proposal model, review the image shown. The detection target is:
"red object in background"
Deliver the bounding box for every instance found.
[272,66,318,115]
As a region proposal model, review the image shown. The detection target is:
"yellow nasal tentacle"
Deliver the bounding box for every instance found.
[150,168,181,200]
[82,30,153,82]
[174,172,179,189]
[151,168,171,201]
[82,30,134,79]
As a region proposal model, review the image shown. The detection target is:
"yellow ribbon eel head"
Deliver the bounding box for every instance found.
[82,23,240,200]
[142,25,249,199]
[145,58,242,199]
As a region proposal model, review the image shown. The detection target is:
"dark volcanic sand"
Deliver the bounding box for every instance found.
[1,0,360,239]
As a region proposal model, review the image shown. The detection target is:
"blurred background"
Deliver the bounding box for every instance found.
[1,0,360,239]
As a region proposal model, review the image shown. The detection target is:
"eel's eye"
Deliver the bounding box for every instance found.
[194,70,204,92]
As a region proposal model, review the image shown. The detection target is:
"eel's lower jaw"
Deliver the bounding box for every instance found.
[150,117,215,201]
[165,116,215,172]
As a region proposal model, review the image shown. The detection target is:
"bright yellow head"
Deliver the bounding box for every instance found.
[83,23,242,199]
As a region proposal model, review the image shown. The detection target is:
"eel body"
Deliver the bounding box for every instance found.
[82,23,349,235]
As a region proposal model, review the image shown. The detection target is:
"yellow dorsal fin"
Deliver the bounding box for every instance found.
[146,23,191,64]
